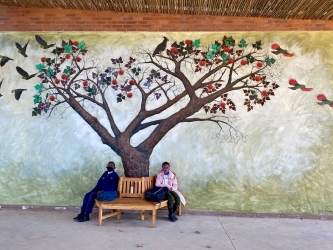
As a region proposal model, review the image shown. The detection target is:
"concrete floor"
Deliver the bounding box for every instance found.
[0,209,332,250]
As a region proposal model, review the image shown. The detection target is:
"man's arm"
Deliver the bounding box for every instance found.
[91,172,106,192]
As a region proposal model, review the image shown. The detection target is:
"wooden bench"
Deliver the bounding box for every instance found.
[95,176,169,228]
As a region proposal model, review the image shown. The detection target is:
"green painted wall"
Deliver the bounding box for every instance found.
[0,32,332,215]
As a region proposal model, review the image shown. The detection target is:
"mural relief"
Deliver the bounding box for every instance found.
[0,32,332,214]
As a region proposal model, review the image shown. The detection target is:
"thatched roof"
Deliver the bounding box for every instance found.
[1,0,333,20]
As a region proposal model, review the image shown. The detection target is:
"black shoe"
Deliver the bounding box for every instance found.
[73,213,84,221]
[173,206,178,220]
[173,214,178,221]
[78,214,90,222]
[168,214,176,222]
[168,207,176,222]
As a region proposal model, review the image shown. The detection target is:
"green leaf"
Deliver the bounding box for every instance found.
[179,41,185,46]
[36,63,45,73]
[249,94,258,100]
[34,83,43,93]
[78,41,85,50]
[221,53,230,63]
[33,95,42,104]
[46,67,54,77]
[212,44,221,53]
[32,107,41,116]
[192,39,201,48]
[63,66,71,74]
[206,51,215,60]
[252,40,262,50]
[238,38,248,48]
[131,68,137,74]
[265,57,276,67]
[64,44,72,53]
[225,37,235,46]
[117,97,122,103]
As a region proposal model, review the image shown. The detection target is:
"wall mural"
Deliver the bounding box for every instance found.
[0,32,332,215]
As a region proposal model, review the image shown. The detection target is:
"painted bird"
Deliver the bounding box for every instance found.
[35,35,55,49]
[16,66,38,80]
[317,94,333,107]
[0,55,13,67]
[11,89,27,100]
[288,78,313,91]
[271,43,294,57]
[152,36,169,56]
[15,39,30,57]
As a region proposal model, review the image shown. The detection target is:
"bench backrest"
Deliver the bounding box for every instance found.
[118,176,156,199]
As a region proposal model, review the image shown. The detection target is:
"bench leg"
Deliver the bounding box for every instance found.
[178,205,181,216]
[141,210,145,220]
[117,209,121,219]
[98,207,103,226]
[152,209,156,228]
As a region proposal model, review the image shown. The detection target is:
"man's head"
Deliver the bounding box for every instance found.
[162,162,170,175]
[106,161,115,172]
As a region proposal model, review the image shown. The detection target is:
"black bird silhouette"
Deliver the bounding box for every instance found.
[15,39,30,57]
[153,36,169,56]
[16,66,37,80]
[35,35,55,49]
[0,79,3,97]
[11,88,27,100]
[0,55,13,67]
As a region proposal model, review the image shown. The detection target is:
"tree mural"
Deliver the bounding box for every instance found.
[7,35,299,177]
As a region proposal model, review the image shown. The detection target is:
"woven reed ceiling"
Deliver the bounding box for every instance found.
[1,0,333,20]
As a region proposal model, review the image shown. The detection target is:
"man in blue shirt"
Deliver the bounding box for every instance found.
[73,161,119,222]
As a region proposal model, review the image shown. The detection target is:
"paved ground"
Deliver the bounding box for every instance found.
[0,209,332,250]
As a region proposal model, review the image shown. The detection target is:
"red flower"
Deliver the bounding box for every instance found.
[271,43,280,50]
[300,88,313,92]
[317,94,327,101]
[118,69,124,75]
[240,59,247,66]
[129,79,135,85]
[73,41,79,46]
[54,78,60,84]
[185,40,192,45]
[254,76,261,82]
[49,95,55,101]
[223,47,230,53]
[219,102,226,108]
[207,83,213,90]
[61,74,67,80]
[76,57,81,62]
[329,104,333,108]
[261,90,268,96]
[227,58,234,63]
[171,47,178,54]
[283,53,295,57]
[127,92,133,98]
[256,62,263,68]
[289,78,298,85]
[199,60,206,67]
[41,57,46,63]
[65,54,71,59]
[112,79,118,85]
[83,80,88,87]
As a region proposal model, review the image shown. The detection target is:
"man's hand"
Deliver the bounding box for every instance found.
[97,190,104,195]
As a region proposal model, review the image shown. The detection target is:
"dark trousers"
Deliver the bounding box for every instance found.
[166,191,180,209]
[80,191,98,215]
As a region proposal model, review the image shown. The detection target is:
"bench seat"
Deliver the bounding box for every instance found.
[95,176,169,228]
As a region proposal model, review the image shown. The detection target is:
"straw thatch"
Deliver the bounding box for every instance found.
[1,0,333,20]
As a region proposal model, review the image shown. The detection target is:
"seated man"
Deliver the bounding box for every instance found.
[73,161,119,222]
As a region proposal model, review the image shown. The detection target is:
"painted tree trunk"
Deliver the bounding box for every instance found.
[119,147,150,177]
